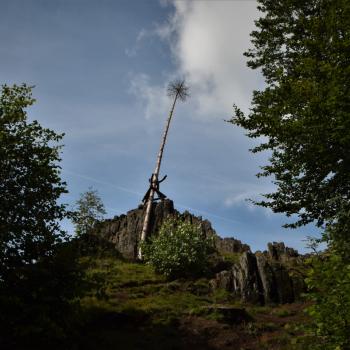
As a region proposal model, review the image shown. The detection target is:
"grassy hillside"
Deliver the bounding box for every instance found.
[73,255,311,350]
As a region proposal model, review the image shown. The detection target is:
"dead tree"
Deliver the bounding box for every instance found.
[138,80,189,259]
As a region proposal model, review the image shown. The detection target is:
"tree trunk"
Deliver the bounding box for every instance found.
[138,93,179,259]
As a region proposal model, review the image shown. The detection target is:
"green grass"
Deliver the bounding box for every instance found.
[221,252,242,265]
[271,308,297,318]
[76,256,311,350]
[80,257,217,324]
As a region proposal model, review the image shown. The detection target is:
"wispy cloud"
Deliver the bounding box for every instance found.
[125,28,149,57]
[63,169,143,197]
[129,73,171,120]
[223,184,275,218]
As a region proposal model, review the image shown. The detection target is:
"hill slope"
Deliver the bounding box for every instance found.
[75,255,309,350]
[93,199,307,305]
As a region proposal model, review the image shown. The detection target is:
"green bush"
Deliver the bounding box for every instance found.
[142,218,215,280]
[305,250,350,350]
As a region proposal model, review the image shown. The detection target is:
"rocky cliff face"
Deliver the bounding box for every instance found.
[93,199,249,260]
[93,199,174,260]
[212,243,306,305]
[93,199,306,305]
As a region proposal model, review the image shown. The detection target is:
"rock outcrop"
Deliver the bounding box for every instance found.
[93,198,306,305]
[93,200,174,259]
[212,243,306,305]
[93,199,249,260]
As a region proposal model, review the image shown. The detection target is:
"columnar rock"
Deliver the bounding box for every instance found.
[256,253,279,304]
[93,200,173,259]
[233,252,264,304]
[215,237,250,255]
[93,199,249,260]
[213,245,306,305]
[267,242,299,263]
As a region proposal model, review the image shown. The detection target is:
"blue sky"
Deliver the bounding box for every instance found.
[1,0,319,252]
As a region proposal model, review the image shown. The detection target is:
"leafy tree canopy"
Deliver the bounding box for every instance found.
[0,84,80,347]
[142,218,215,280]
[306,248,350,349]
[230,0,350,230]
[72,187,106,236]
[0,84,68,273]
[230,1,350,347]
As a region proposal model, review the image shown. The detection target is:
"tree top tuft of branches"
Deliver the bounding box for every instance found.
[167,79,190,101]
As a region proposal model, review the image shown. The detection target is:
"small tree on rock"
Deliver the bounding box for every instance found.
[72,187,106,236]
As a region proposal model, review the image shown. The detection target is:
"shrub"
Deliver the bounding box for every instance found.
[142,217,215,279]
[305,250,350,349]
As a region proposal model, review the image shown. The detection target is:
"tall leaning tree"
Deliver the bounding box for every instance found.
[138,80,189,259]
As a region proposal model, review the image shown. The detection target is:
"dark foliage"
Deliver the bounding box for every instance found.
[230,0,350,229]
[229,1,350,348]
[73,233,123,259]
[0,84,82,348]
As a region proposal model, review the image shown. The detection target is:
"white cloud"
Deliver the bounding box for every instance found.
[224,191,253,207]
[125,28,151,57]
[129,73,171,120]
[171,0,261,117]
[133,0,262,120]
[223,183,275,218]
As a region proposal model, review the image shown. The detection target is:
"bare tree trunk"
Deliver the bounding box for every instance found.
[138,93,179,259]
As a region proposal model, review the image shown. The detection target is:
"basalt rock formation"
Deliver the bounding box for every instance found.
[93,199,249,260]
[93,199,306,305]
[212,243,306,305]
